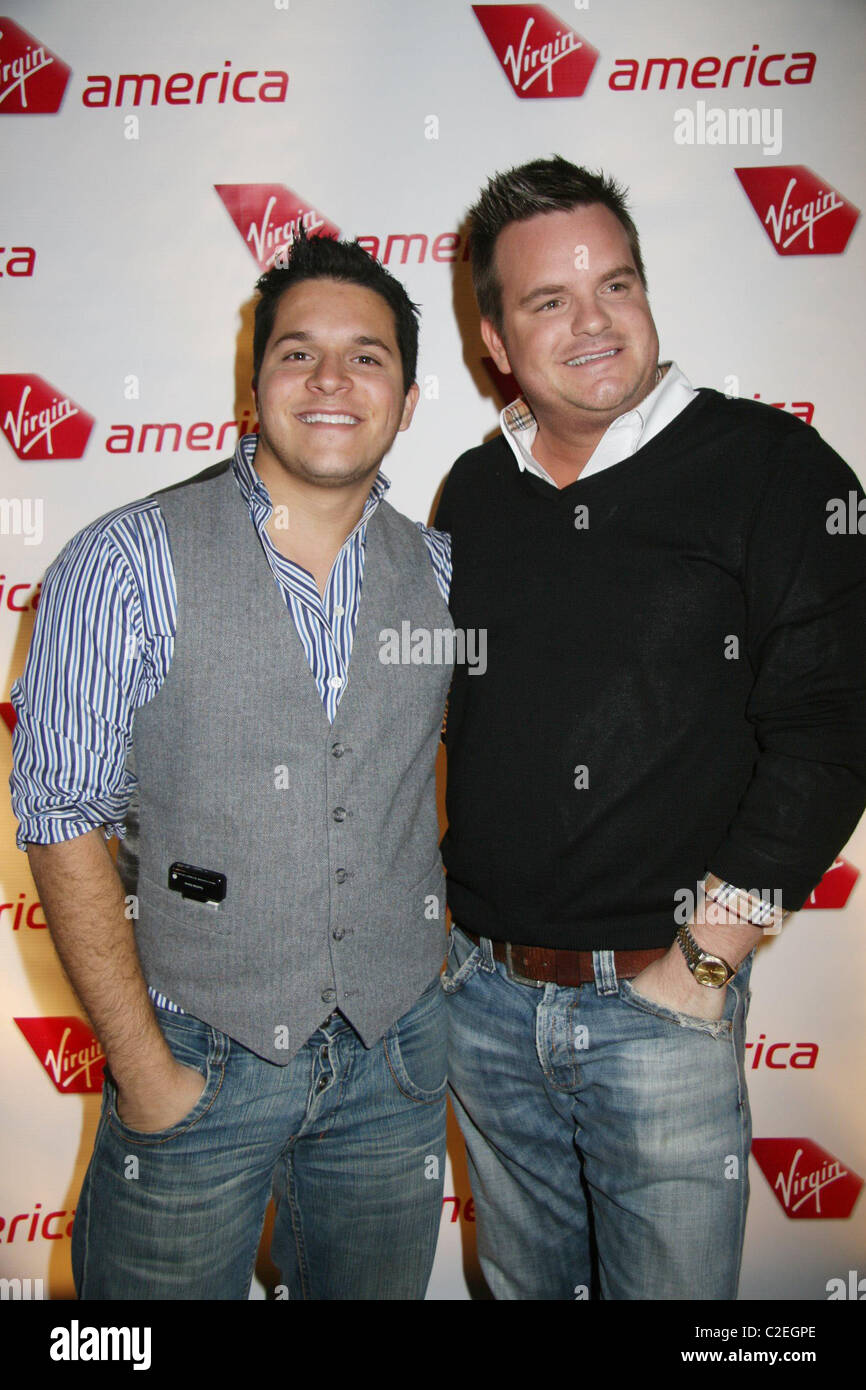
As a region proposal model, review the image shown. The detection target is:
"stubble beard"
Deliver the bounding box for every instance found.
[258,421,387,492]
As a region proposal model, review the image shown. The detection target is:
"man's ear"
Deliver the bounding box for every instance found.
[480,317,513,376]
[398,381,420,432]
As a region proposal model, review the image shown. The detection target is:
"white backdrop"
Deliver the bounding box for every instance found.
[1,0,864,1301]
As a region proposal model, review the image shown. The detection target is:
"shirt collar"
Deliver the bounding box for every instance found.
[501,361,694,483]
[230,432,390,538]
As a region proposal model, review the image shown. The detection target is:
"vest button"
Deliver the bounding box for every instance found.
[334,868,348,884]
[332,927,345,941]
[331,743,345,758]
[320,987,336,1004]
[332,806,347,822]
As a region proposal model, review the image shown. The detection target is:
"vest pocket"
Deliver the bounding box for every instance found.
[399,855,446,932]
[402,849,445,894]
[138,870,232,936]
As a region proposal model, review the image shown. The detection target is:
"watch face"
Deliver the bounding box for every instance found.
[695,958,730,988]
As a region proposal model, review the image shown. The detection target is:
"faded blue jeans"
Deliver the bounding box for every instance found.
[73,977,446,1299]
[443,926,752,1300]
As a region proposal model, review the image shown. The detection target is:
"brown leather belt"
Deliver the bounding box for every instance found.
[459,928,667,988]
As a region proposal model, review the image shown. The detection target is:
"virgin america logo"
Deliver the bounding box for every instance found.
[752,1138,863,1219]
[15,1017,106,1094]
[0,18,71,114]
[0,375,95,460]
[472,5,599,98]
[801,856,859,910]
[735,166,859,255]
[215,184,340,272]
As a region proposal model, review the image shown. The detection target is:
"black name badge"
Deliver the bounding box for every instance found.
[168,862,227,904]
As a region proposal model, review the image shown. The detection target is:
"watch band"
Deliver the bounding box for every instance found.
[676,923,736,988]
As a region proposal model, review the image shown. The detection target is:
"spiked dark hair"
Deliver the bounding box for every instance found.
[252,229,420,393]
[467,155,647,330]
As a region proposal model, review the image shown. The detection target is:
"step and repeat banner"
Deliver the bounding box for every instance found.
[1,0,864,1302]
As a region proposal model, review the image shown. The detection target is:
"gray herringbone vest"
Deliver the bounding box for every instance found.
[125,461,452,1063]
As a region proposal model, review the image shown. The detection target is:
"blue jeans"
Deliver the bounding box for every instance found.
[443,926,752,1300]
[73,977,446,1299]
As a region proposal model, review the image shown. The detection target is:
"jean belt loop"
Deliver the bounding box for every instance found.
[479,934,496,970]
[593,948,619,996]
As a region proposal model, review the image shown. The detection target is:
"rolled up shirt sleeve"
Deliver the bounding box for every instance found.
[10,503,174,848]
[707,425,866,908]
[415,522,452,605]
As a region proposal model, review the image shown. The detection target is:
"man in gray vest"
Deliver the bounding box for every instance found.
[11,232,454,1299]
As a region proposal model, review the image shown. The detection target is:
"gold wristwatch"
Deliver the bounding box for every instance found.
[676,923,736,988]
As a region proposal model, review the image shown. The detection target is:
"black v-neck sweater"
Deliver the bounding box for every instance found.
[434,389,866,949]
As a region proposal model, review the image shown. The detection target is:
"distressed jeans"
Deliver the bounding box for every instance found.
[73,976,446,1299]
[443,926,752,1300]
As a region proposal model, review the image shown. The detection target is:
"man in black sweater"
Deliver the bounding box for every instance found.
[434,156,866,1300]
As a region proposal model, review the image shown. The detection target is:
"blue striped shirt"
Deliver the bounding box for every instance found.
[10,434,452,851]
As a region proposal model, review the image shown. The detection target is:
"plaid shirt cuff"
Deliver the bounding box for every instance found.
[702,877,789,934]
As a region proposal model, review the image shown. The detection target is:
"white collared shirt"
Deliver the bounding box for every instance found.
[500,360,697,487]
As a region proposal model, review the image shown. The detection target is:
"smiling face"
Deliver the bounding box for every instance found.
[253,277,418,495]
[482,203,659,448]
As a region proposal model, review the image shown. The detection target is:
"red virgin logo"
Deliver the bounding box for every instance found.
[752,1138,863,1219]
[735,166,859,255]
[15,1017,106,1094]
[801,856,859,910]
[0,18,71,114]
[1,701,15,733]
[0,374,95,460]
[472,5,599,98]
[215,184,340,273]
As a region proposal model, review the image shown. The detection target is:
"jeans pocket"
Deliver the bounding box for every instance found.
[618,978,733,1039]
[384,978,447,1103]
[440,925,483,996]
[105,1015,226,1144]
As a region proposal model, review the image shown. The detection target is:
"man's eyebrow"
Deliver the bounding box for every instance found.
[269,330,394,355]
[517,265,638,308]
[599,265,637,284]
[270,331,311,348]
[354,336,393,355]
[517,284,568,308]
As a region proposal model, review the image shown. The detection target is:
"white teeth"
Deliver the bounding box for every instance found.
[299,413,358,424]
[568,349,618,366]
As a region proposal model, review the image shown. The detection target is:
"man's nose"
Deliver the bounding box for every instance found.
[307,352,351,392]
[569,295,612,338]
